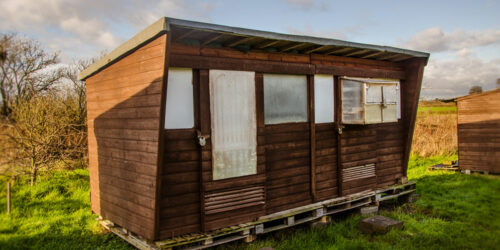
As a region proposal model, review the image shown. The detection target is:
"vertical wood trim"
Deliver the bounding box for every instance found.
[334,75,343,196]
[308,75,316,201]
[199,69,210,232]
[255,73,265,176]
[402,58,426,177]
[255,72,266,207]
[154,32,170,240]
[255,73,265,130]
[193,69,200,129]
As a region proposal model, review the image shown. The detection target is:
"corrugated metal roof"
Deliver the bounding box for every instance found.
[79,17,430,80]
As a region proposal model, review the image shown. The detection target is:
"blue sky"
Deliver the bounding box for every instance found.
[1,0,499,98]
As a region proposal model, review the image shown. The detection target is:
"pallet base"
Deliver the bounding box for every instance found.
[461,169,497,175]
[99,181,416,249]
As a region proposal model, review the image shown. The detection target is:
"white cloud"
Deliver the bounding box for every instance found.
[402,26,500,99]
[404,27,500,53]
[421,50,500,99]
[0,0,214,62]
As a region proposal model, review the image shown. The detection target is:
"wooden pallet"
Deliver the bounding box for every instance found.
[100,181,416,249]
[429,166,459,171]
[461,169,496,175]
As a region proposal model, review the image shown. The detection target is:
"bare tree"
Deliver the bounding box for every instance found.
[496,78,500,89]
[62,57,97,126]
[4,93,87,186]
[468,85,483,95]
[0,33,63,116]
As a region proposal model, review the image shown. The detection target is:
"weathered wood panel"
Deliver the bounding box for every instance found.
[376,123,405,187]
[159,128,201,238]
[86,34,167,240]
[314,123,338,200]
[457,90,500,173]
[265,123,312,214]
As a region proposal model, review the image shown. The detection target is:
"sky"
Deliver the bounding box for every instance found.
[1,0,499,99]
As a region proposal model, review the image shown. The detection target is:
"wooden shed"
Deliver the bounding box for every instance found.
[456,89,500,174]
[79,17,429,247]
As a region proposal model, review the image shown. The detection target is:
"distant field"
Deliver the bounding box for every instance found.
[411,101,457,157]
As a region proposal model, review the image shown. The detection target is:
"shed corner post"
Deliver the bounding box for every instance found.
[154,31,172,240]
[401,57,426,177]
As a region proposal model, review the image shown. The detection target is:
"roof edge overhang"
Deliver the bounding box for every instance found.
[79,17,430,80]
[455,88,500,102]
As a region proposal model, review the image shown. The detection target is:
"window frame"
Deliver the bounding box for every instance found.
[263,73,309,125]
[164,67,195,130]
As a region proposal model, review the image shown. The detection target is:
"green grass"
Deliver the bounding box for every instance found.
[417,106,457,113]
[1,156,499,249]
[0,170,130,249]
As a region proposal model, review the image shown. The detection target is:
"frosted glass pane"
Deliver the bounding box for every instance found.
[165,68,194,129]
[365,104,382,124]
[264,74,308,124]
[314,75,334,123]
[383,104,398,122]
[397,83,401,119]
[383,84,398,104]
[342,79,364,124]
[365,84,382,104]
[210,70,257,180]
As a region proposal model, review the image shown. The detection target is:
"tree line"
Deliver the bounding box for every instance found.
[0,33,95,186]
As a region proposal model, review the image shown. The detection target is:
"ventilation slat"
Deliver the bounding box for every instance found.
[205,185,265,215]
[342,164,376,182]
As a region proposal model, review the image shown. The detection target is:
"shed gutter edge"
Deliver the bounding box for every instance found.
[78,17,168,80]
[79,17,430,80]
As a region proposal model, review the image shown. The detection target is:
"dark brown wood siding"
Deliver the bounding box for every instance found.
[265,123,312,214]
[159,129,201,238]
[376,123,405,187]
[152,42,423,238]
[314,123,338,200]
[86,34,167,240]
[457,90,500,173]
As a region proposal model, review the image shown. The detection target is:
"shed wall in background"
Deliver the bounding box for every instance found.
[457,90,500,173]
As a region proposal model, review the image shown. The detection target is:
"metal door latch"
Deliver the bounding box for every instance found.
[337,125,345,135]
[198,136,206,146]
[196,130,210,147]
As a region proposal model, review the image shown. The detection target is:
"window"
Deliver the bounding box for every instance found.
[342,79,364,124]
[210,70,257,180]
[164,68,194,129]
[341,77,400,124]
[314,75,334,123]
[264,74,308,124]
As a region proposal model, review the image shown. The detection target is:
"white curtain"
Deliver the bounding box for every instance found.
[209,70,257,180]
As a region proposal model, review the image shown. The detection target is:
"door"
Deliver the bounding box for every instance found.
[198,69,266,231]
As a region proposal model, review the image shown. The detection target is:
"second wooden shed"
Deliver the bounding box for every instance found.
[456,89,500,174]
[79,17,429,247]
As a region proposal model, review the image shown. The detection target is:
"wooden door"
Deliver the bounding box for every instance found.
[198,69,266,231]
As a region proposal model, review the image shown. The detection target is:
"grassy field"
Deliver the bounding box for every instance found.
[412,101,457,157]
[1,155,499,250]
[1,101,499,249]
